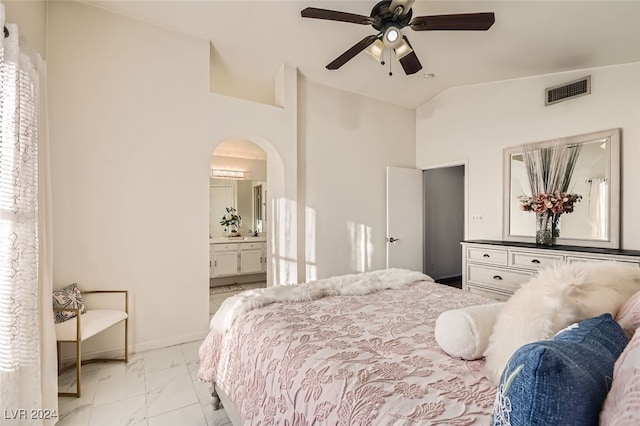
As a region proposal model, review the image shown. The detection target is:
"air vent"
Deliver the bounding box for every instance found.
[545,76,591,106]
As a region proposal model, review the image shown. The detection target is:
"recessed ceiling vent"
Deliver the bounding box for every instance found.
[545,76,591,106]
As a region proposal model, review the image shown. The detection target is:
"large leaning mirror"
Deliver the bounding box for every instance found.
[503,128,620,248]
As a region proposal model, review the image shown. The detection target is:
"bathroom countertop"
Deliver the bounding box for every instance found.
[210,236,267,243]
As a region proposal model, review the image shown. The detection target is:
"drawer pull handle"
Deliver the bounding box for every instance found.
[531,259,541,264]
[483,254,490,258]
[493,275,503,280]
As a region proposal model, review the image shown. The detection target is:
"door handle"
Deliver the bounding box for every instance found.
[387,237,400,243]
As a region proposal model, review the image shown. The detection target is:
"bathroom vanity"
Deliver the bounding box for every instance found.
[210,237,267,280]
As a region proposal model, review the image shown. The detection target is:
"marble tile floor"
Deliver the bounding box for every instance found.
[209,281,265,319]
[58,282,265,426]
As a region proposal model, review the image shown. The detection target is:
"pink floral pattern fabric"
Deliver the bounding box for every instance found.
[199,280,497,425]
[600,329,640,425]
[615,290,640,339]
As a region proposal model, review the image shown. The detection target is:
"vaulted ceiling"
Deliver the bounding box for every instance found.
[83,1,640,109]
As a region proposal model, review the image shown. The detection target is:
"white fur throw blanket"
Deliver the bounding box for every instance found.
[210,268,433,333]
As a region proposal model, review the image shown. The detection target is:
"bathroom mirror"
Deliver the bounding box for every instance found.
[502,128,620,248]
[210,178,266,237]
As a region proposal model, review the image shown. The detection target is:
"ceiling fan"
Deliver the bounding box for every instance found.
[301,0,495,75]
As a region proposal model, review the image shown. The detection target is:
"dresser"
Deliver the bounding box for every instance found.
[461,240,640,301]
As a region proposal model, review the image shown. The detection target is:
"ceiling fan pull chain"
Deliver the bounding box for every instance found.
[388,50,393,76]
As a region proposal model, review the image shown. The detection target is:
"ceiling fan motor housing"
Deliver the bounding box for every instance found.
[371,0,413,31]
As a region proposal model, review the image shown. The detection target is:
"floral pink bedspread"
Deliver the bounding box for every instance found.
[199,280,497,425]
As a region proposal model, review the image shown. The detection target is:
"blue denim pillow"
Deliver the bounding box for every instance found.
[493,314,628,426]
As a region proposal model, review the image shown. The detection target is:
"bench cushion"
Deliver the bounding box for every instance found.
[55,309,128,341]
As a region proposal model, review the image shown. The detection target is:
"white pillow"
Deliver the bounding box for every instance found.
[435,302,504,360]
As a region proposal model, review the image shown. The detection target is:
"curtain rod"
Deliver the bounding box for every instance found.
[3,26,8,38]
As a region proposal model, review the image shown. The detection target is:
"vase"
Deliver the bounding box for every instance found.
[226,224,239,237]
[552,213,561,238]
[536,213,553,245]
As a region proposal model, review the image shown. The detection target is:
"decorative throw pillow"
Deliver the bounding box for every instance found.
[435,302,504,360]
[52,283,86,324]
[492,314,628,426]
[600,328,640,424]
[615,290,640,339]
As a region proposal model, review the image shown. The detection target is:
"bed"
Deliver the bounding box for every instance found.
[198,268,498,425]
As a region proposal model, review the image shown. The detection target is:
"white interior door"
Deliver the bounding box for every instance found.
[386,166,423,271]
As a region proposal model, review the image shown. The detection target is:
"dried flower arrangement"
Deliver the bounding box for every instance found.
[519,142,582,244]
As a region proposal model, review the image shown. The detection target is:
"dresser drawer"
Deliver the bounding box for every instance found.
[467,264,533,293]
[566,256,610,265]
[466,247,508,266]
[465,284,511,302]
[612,260,640,267]
[213,243,239,252]
[564,256,640,267]
[510,251,564,271]
[239,242,265,251]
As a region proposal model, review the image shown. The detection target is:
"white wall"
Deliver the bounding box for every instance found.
[47,1,214,354]
[299,79,416,279]
[46,1,300,355]
[46,1,415,356]
[417,63,640,250]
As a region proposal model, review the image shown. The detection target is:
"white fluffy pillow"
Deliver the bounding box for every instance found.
[483,262,640,384]
[435,302,504,360]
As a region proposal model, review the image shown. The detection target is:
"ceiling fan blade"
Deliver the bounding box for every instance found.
[301,7,374,25]
[398,36,422,75]
[326,35,379,70]
[410,12,495,31]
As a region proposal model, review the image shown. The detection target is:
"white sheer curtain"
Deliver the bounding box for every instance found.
[589,178,607,239]
[0,5,57,425]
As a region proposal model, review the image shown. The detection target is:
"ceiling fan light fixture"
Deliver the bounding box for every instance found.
[383,26,402,48]
[394,39,413,60]
[364,38,384,62]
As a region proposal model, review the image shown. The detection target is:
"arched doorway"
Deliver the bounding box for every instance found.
[207,135,286,317]
[209,139,268,239]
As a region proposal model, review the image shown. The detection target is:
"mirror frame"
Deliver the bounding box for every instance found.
[502,128,621,248]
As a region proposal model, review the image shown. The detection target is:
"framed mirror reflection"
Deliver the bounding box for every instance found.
[502,128,620,248]
[209,178,267,238]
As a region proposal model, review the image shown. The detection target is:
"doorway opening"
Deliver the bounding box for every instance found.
[209,139,268,318]
[423,164,465,289]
